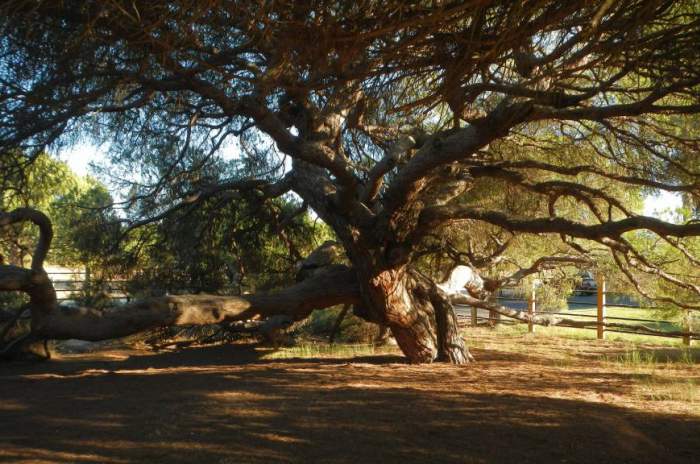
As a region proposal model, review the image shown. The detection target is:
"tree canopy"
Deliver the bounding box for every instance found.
[1,0,700,363]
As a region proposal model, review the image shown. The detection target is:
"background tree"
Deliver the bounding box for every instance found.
[2,0,700,363]
[0,152,120,270]
[127,186,332,296]
[1,152,80,267]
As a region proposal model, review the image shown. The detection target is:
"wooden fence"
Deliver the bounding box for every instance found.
[49,272,131,303]
[457,276,698,346]
[47,272,239,304]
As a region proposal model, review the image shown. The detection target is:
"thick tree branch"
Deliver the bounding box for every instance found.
[381,101,534,218]
[420,207,700,241]
[361,134,419,204]
[30,265,359,341]
[0,208,52,272]
[495,255,592,288]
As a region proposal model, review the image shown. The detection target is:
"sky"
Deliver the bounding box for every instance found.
[54,142,103,177]
[55,144,685,222]
[643,190,684,221]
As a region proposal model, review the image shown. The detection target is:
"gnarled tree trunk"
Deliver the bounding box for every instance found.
[359,266,472,364]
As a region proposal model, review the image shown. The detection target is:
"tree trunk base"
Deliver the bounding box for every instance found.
[0,333,51,361]
[369,268,473,364]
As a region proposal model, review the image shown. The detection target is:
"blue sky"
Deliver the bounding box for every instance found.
[54,142,106,177]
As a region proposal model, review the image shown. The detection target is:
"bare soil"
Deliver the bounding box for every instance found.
[1,331,699,464]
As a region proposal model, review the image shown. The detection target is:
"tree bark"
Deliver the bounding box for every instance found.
[363,267,472,364]
[328,304,350,344]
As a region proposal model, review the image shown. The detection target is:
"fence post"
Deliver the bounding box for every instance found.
[471,306,478,327]
[597,274,606,340]
[488,298,499,326]
[490,308,501,327]
[527,287,536,334]
[683,310,692,346]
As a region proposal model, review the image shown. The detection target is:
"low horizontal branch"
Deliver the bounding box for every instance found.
[33,265,360,341]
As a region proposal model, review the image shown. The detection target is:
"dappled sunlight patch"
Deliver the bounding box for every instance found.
[17,364,238,379]
[344,382,401,390]
[636,376,699,404]
[206,391,277,402]
[54,351,131,362]
[0,400,27,411]
[111,366,232,376]
[248,432,308,444]
[0,446,128,464]
[55,438,242,461]
[19,369,114,380]
[202,393,283,419]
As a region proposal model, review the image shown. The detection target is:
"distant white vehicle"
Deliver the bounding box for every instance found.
[575,271,597,295]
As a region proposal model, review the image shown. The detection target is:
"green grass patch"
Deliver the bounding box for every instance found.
[261,342,398,360]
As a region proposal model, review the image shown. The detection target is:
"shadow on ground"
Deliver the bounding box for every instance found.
[1,344,698,463]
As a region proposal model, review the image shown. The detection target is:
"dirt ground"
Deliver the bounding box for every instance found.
[1,331,699,464]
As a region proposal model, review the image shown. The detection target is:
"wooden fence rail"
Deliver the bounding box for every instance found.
[456,275,698,346]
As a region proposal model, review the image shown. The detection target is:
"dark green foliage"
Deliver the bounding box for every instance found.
[126,197,331,296]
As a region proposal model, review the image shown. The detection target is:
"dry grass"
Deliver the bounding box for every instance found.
[465,325,700,413]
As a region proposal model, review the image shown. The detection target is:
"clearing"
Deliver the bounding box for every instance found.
[1,328,699,464]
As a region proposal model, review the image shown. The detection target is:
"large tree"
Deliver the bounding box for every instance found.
[2,0,700,363]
